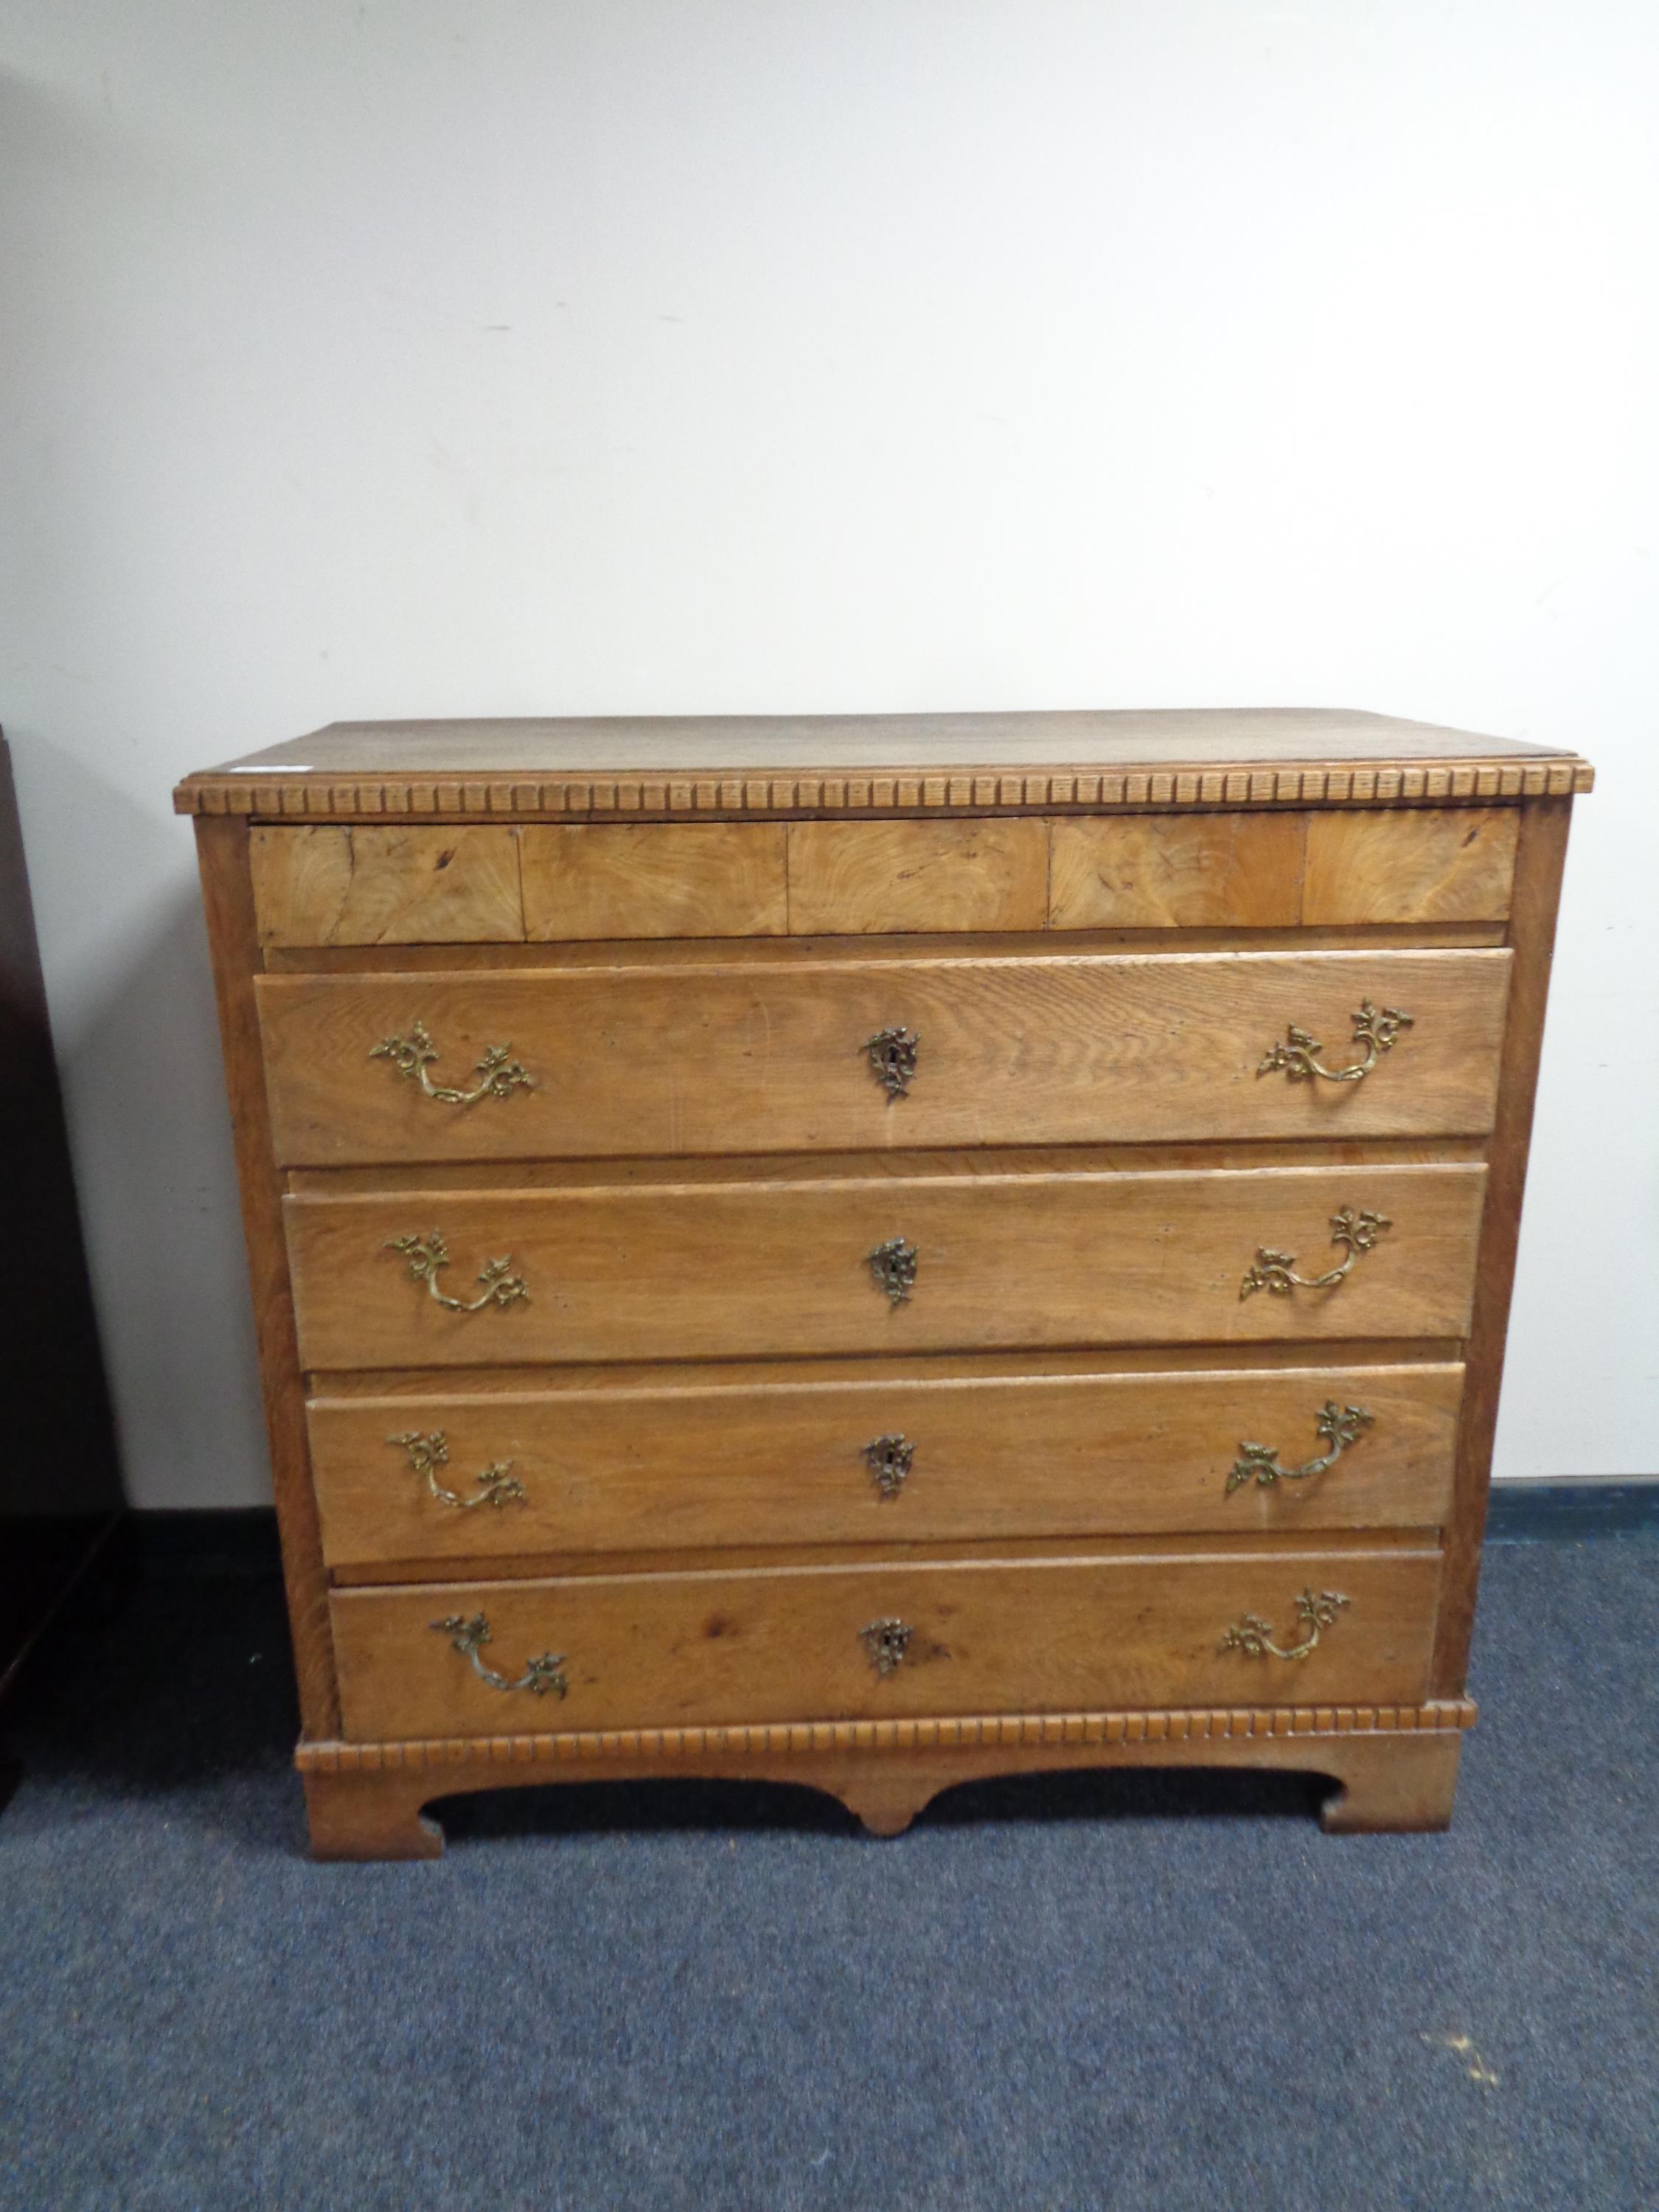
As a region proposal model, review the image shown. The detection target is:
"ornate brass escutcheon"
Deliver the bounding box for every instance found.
[860,1618,914,1675]
[867,1236,919,1306]
[1219,1588,1349,1663]
[863,1434,914,1499]
[388,1430,526,1509]
[1240,1207,1391,1299]
[1226,1402,1374,1495]
[1258,1000,1413,1085]
[386,1230,529,1313]
[865,1026,920,1100]
[371,1018,534,1106]
[430,1611,567,1695]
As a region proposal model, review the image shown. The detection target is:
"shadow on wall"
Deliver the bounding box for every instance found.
[24,740,270,1511]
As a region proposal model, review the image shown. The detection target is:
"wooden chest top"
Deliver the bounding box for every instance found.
[173,706,1593,823]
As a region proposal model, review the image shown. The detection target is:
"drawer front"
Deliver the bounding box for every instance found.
[330,1548,1444,1738]
[251,827,525,947]
[285,1164,1486,1369]
[252,807,1520,945]
[1051,813,1307,928]
[1301,808,1520,925]
[310,1363,1463,1568]
[257,948,1512,1165]
[251,822,789,947]
[519,824,787,940]
[785,818,1048,933]
[1050,807,1520,929]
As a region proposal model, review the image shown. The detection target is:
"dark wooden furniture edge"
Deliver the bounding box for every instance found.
[0,1512,122,1710]
[0,729,126,1776]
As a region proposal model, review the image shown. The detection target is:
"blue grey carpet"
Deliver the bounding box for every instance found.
[0,1536,1653,2212]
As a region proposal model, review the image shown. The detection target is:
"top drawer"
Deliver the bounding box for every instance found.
[256,947,1511,1164]
[248,808,1520,945]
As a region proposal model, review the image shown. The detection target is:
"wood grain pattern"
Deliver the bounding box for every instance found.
[192,818,339,1736]
[285,1138,1486,1197]
[284,1163,1487,1370]
[1434,798,1573,1691]
[252,827,524,946]
[296,1703,1473,1855]
[246,809,1523,947]
[255,948,1512,1164]
[1050,813,1305,928]
[519,823,787,939]
[305,1339,1471,1396]
[1303,808,1519,924]
[1051,810,1519,928]
[333,1528,1455,1586]
[180,757,1596,824]
[786,819,1048,933]
[264,922,1512,974]
[298,1694,1479,1769]
[330,1546,1444,1739]
[307,1362,1464,1568]
[174,708,1593,823]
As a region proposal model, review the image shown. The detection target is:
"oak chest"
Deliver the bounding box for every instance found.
[175,709,1590,1856]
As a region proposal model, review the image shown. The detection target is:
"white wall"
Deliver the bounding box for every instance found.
[3,0,1655,1506]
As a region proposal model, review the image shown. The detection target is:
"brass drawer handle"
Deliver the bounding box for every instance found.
[386,1230,529,1314]
[1220,1588,1349,1663]
[431,1611,567,1696]
[1259,1000,1413,1085]
[866,1026,919,1099]
[1227,1402,1374,1495]
[372,1019,534,1106]
[860,1617,914,1674]
[389,1430,526,1509]
[1241,1206,1391,1299]
[863,1434,914,1498]
[867,1237,919,1305]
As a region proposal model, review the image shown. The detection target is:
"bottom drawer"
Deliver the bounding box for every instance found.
[331,1548,1443,1740]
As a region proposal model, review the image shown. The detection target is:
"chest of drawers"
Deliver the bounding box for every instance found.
[176,709,1591,1858]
